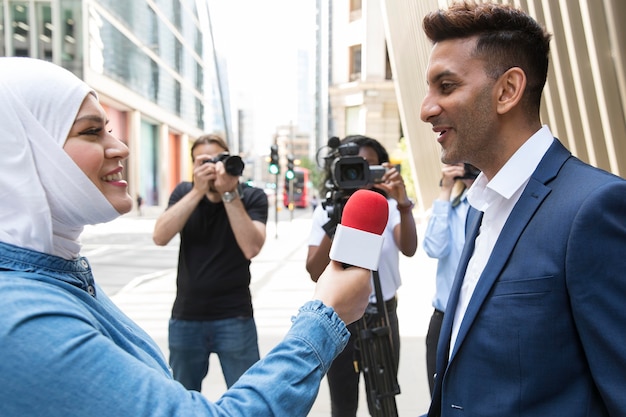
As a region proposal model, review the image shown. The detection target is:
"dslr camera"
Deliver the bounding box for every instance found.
[204,152,245,177]
[323,137,386,191]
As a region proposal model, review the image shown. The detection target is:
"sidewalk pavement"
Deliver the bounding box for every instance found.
[109,208,436,416]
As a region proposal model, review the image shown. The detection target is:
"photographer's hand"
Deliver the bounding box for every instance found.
[437,164,465,201]
[191,154,213,195]
[154,156,213,247]
[212,160,240,195]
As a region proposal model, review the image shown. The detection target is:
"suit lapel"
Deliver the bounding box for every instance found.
[428,139,572,416]
[447,139,572,362]
[448,179,549,360]
[428,208,482,417]
[436,208,482,365]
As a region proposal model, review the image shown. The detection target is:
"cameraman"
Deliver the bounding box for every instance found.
[306,135,418,417]
[153,134,268,391]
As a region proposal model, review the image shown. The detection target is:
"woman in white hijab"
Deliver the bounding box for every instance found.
[0,57,371,417]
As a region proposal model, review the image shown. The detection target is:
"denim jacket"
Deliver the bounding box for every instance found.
[0,241,349,416]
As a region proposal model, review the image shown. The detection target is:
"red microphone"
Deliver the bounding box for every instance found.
[329,189,389,270]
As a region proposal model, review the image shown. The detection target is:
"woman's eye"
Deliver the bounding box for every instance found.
[82,127,103,136]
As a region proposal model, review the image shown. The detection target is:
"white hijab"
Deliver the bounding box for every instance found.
[0,57,120,259]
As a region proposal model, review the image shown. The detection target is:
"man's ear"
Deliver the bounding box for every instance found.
[495,67,526,115]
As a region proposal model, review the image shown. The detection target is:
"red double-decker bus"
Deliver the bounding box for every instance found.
[283,167,310,209]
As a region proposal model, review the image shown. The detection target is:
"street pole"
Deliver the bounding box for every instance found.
[274,173,279,239]
[289,178,294,222]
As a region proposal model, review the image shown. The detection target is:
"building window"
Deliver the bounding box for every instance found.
[36,3,53,60]
[11,3,30,57]
[349,44,361,82]
[6,2,54,60]
[349,0,362,21]
[61,0,82,76]
[345,105,362,135]
[0,5,5,56]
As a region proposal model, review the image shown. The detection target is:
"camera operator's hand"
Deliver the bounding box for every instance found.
[322,217,338,239]
[374,162,418,257]
[313,261,371,325]
[374,163,411,207]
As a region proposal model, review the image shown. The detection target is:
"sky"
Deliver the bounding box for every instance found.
[209,0,316,148]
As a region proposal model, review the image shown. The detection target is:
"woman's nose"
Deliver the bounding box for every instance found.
[105,134,129,159]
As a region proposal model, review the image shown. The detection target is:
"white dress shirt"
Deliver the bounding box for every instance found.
[449,125,555,356]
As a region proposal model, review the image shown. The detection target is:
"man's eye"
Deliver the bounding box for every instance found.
[440,82,456,93]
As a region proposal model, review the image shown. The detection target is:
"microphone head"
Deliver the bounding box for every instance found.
[328,136,341,148]
[341,189,389,235]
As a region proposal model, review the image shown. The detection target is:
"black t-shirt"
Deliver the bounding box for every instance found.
[168,182,268,320]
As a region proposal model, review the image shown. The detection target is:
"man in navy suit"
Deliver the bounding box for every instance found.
[419,2,626,416]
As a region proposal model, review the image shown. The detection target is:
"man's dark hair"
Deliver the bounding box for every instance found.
[423,1,552,114]
[190,134,229,161]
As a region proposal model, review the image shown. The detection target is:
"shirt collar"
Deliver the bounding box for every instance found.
[467,125,554,210]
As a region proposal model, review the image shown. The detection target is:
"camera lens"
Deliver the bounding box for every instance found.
[341,164,364,181]
[224,155,244,176]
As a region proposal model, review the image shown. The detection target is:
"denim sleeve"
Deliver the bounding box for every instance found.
[0,275,348,417]
[215,300,350,416]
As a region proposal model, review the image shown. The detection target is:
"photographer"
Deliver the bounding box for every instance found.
[306,135,418,417]
[153,134,268,391]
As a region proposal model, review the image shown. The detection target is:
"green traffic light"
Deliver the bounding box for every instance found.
[269,164,279,175]
[285,170,295,180]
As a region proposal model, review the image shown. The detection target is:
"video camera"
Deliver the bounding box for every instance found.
[317,137,387,225]
[203,152,245,177]
[317,137,402,414]
[324,137,386,190]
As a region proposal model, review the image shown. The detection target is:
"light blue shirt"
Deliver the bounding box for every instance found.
[422,193,470,312]
[0,241,349,416]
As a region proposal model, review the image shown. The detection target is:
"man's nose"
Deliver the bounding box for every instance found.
[420,93,439,123]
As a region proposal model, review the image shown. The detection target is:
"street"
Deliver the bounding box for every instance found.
[81,205,435,416]
[81,204,312,295]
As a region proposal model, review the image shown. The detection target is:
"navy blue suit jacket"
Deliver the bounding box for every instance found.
[427,139,626,417]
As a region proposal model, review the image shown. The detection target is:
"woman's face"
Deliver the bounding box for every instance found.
[358,145,380,166]
[63,94,133,214]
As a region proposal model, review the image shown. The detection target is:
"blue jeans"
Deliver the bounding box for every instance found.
[168,317,260,391]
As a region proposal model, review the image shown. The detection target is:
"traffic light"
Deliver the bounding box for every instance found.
[285,155,295,181]
[269,144,279,175]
